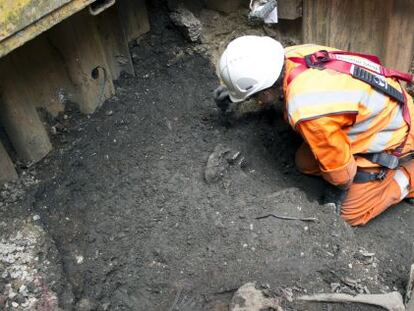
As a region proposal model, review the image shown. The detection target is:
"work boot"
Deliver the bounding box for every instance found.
[405,198,414,205]
[401,159,414,205]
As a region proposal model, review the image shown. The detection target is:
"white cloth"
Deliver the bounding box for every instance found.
[264,7,278,24]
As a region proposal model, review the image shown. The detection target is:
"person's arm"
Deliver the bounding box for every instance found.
[297,114,357,188]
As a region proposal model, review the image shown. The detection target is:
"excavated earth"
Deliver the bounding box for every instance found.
[1,3,414,311]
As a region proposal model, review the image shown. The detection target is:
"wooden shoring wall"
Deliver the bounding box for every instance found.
[0,0,150,185]
[303,0,414,72]
[204,0,243,13]
[0,140,18,184]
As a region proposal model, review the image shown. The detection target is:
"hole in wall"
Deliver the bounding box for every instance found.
[91,67,100,80]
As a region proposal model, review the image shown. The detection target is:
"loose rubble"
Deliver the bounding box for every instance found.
[169,7,202,42]
[0,221,59,310]
[0,172,38,209]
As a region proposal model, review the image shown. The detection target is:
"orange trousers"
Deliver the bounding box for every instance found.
[295,143,414,226]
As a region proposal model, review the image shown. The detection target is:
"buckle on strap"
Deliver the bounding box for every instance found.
[377,169,386,180]
[305,50,330,69]
[351,66,406,104]
[354,169,387,183]
[360,152,399,170]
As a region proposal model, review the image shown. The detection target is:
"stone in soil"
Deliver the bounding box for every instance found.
[169,7,202,42]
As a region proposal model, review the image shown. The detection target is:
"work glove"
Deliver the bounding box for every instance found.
[322,184,349,215]
[213,85,231,112]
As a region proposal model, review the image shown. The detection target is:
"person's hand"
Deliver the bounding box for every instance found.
[213,85,231,112]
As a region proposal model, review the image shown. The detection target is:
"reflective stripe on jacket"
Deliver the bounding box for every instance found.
[283,44,414,185]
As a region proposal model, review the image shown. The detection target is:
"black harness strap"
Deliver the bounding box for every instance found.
[351,66,405,104]
[354,153,414,183]
[358,153,400,170]
[352,66,408,171]
[354,169,387,183]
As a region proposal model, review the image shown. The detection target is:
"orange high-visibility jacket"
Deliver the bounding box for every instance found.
[283,44,414,187]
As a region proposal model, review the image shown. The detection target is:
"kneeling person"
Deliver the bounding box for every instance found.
[214,35,414,226]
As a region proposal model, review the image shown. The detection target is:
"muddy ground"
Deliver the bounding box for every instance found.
[1,2,414,311]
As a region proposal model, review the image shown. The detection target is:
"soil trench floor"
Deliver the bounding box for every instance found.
[1,7,414,311]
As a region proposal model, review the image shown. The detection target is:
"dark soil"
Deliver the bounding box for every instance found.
[2,3,414,311]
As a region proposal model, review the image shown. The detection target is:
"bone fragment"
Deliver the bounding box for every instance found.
[406,264,414,311]
[298,292,405,311]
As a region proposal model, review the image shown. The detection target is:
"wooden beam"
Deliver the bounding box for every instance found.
[204,0,242,13]
[278,0,302,20]
[0,0,96,59]
[303,0,414,71]
[11,34,72,117]
[48,9,115,114]
[303,0,391,58]
[330,0,389,59]
[0,140,18,185]
[384,0,414,72]
[117,0,150,43]
[96,5,135,78]
[0,56,52,164]
[302,0,330,46]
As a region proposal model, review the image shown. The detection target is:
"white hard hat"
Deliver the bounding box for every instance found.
[218,35,285,103]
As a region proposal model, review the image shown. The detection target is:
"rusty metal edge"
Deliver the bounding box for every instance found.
[0,0,96,59]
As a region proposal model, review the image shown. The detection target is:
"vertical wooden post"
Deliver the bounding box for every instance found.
[302,0,330,46]
[303,0,391,57]
[48,10,115,114]
[117,0,150,43]
[302,0,414,71]
[11,35,74,117]
[204,0,242,13]
[278,0,302,20]
[384,0,414,72]
[0,141,18,185]
[0,56,52,164]
[96,5,135,79]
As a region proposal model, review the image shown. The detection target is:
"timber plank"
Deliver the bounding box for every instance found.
[278,0,302,20]
[11,35,72,117]
[0,140,18,185]
[303,0,414,70]
[326,0,390,59]
[96,5,135,78]
[302,0,330,46]
[117,0,150,43]
[0,56,52,164]
[204,0,242,13]
[48,9,115,114]
[384,0,414,72]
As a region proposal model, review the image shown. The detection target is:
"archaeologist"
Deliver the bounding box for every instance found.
[214,35,414,226]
